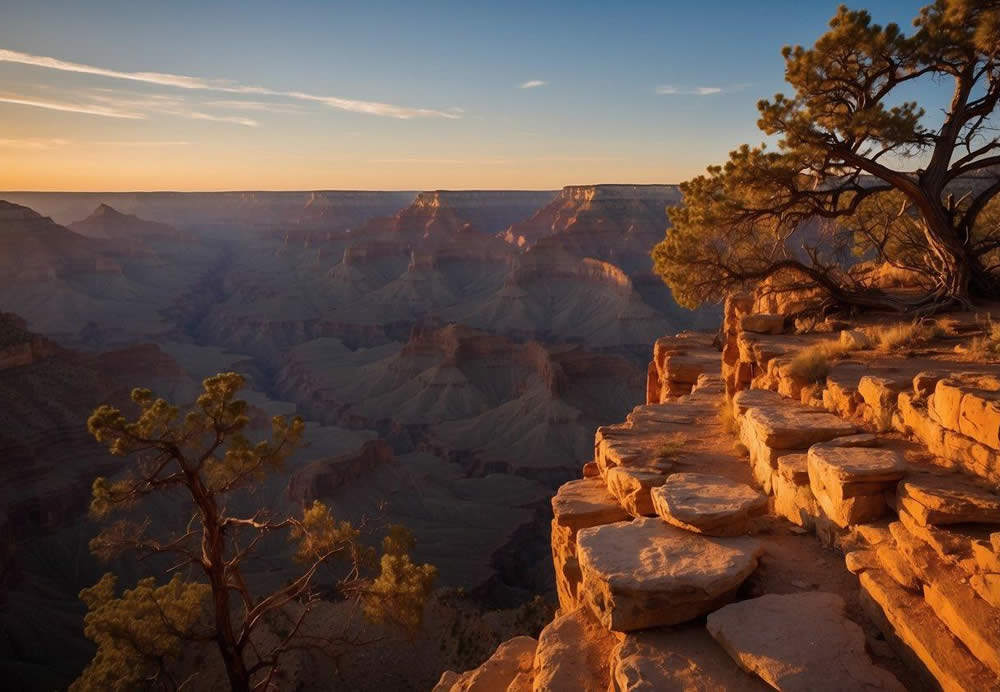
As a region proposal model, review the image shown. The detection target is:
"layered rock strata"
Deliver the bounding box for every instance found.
[452,303,1000,691]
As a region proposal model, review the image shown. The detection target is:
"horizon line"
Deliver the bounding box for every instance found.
[0,182,684,194]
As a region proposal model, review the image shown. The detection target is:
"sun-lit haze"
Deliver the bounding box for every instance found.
[0,0,924,191]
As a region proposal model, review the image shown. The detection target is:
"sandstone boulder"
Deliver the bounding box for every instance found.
[443,636,538,692]
[740,405,856,493]
[577,518,763,632]
[433,671,462,692]
[532,608,615,692]
[706,592,905,692]
[773,453,821,528]
[898,474,1000,526]
[859,376,904,430]
[651,473,767,537]
[551,479,629,610]
[840,329,871,350]
[808,445,905,528]
[845,549,879,574]
[777,453,810,484]
[732,388,787,417]
[552,478,630,533]
[898,390,1000,484]
[875,545,922,591]
[740,313,786,335]
[609,626,770,691]
[606,466,668,517]
[933,374,1000,450]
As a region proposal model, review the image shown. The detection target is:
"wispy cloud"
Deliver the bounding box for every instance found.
[100,140,191,147]
[518,80,547,89]
[0,137,70,149]
[82,90,259,127]
[0,94,145,119]
[186,111,258,127]
[202,99,302,113]
[0,137,191,149]
[0,47,461,120]
[655,83,749,96]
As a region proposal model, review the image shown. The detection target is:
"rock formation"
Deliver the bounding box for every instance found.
[500,184,680,264]
[0,200,112,282]
[445,290,1000,690]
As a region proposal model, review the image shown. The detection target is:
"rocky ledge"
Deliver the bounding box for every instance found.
[435,296,1000,691]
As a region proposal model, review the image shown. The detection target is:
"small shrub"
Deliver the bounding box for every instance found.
[788,343,834,383]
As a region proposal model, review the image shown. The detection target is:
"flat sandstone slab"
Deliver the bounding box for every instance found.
[552,478,630,533]
[898,474,1000,526]
[732,388,787,416]
[577,517,763,632]
[706,592,905,692]
[610,626,771,692]
[651,472,767,536]
[743,406,856,450]
[807,445,906,484]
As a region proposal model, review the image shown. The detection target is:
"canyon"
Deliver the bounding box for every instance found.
[0,185,711,689]
[7,185,1000,691]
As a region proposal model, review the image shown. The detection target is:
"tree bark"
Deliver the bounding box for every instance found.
[211,557,251,692]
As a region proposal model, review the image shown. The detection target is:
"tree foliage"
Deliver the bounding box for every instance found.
[75,372,437,692]
[71,574,211,692]
[654,0,1000,313]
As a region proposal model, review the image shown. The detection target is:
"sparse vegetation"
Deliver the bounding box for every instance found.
[74,373,436,692]
[787,340,852,383]
[860,319,955,353]
[717,395,738,435]
[656,434,686,460]
[966,315,1000,358]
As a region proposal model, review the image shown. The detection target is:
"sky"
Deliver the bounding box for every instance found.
[0,0,929,191]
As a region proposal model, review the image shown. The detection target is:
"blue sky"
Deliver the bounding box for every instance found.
[0,0,928,190]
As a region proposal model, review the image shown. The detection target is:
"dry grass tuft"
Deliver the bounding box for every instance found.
[966,318,1000,359]
[655,434,686,460]
[787,340,850,383]
[717,395,738,435]
[861,319,955,353]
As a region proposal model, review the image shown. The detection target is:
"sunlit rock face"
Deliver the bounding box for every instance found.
[405,190,558,235]
[498,184,719,330]
[500,184,681,268]
[350,190,554,246]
